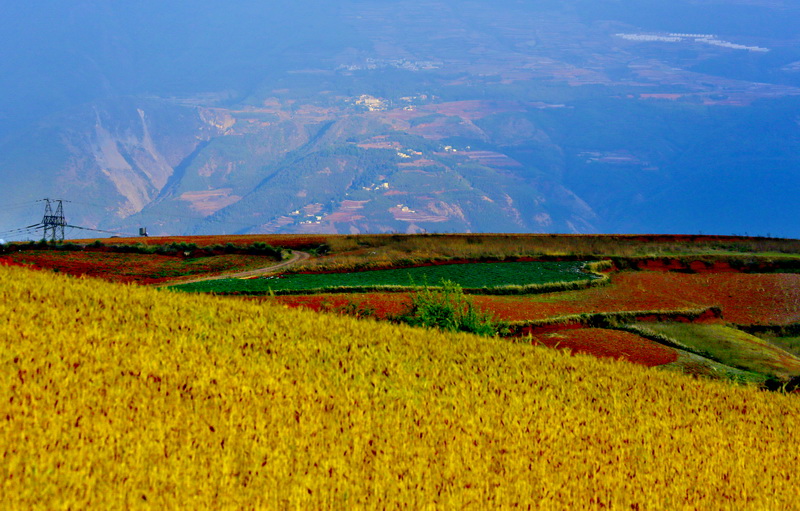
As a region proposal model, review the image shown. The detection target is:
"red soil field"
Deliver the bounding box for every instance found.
[469,272,800,326]
[4,251,274,284]
[526,328,678,367]
[273,272,800,326]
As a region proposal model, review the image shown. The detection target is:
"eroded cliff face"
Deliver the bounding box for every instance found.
[91,109,156,215]
[80,101,224,218]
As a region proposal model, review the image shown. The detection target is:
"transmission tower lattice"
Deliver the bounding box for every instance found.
[41,199,66,242]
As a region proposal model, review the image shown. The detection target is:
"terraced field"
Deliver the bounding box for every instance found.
[524,328,679,367]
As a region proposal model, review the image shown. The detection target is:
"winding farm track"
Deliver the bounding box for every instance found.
[164,251,310,285]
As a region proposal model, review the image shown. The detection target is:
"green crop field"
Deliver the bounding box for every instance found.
[169,261,602,295]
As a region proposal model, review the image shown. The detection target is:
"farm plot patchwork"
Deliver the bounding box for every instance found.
[267,295,682,368]
[273,272,800,325]
[273,293,414,318]
[0,257,26,268]
[171,261,602,295]
[271,271,800,379]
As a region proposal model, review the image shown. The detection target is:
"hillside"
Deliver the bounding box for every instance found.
[2,264,799,507]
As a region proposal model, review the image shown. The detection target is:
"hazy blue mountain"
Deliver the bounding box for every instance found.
[2,0,799,239]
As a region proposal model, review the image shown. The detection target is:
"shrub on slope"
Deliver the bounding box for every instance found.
[1,266,799,509]
[394,280,508,336]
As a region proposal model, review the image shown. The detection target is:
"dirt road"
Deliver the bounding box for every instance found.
[163,250,310,285]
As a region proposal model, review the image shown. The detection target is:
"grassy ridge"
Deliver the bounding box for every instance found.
[2,266,800,508]
[624,323,800,382]
[169,261,606,295]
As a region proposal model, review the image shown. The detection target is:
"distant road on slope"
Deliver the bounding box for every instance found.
[162,250,310,286]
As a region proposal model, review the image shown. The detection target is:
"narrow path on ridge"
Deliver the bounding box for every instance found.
[161,250,311,286]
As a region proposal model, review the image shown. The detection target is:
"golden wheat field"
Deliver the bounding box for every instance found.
[1,265,799,509]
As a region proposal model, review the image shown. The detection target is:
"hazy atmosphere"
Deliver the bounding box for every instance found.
[2,0,799,239]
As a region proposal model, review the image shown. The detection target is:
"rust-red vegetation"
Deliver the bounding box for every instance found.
[470,272,800,325]
[527,328,679,367]
[3,251,272,284]
[272,272,800,326]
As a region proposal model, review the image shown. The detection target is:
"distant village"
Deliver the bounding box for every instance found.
[337,58,442,73]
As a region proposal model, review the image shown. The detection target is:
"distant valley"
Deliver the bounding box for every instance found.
[2,0,799,238]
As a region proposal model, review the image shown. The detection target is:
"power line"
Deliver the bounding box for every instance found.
[67,200,117,211]
[0,200,40,209]
[4,197,261,239]
[68,199,256,230]
[1,200,137,241]
[0,203,41,213]
[64,224,136,237]
[0,224,43,236]
[68,198,275,232]
[0,228,43,241]
[0,223,42,232]
[2,229,40,237]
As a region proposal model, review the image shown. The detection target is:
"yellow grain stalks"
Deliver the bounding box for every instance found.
[1,265,799,509]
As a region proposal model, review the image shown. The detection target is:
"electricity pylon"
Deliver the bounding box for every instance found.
[41,199,66,242]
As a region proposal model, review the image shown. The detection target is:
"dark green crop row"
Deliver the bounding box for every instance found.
[170,261,606,295]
